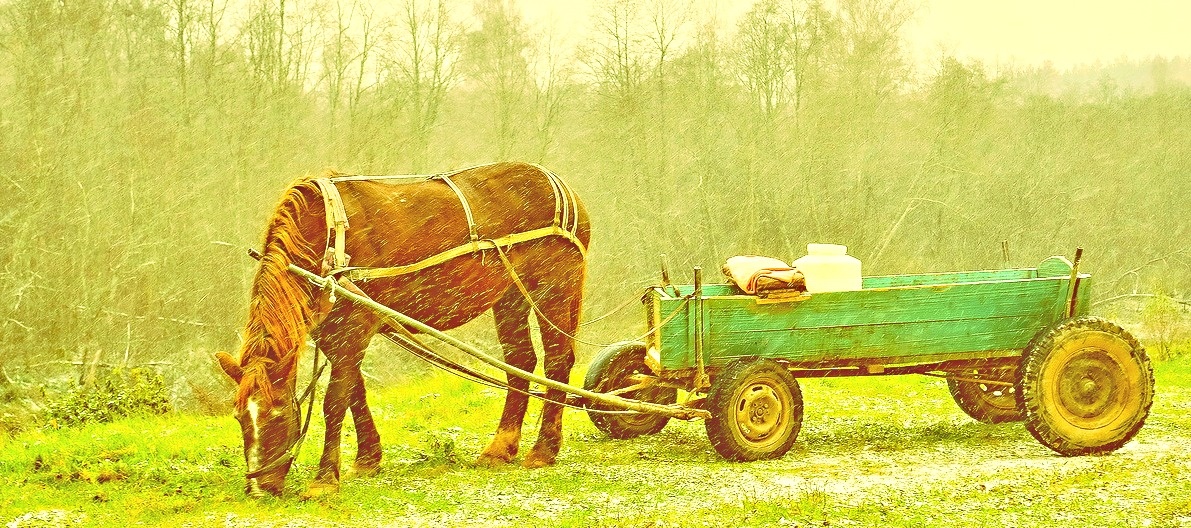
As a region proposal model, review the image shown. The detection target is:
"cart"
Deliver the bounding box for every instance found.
[583,253,1155,460]
[285,250,1153,462]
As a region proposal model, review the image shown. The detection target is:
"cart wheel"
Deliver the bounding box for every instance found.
[947,366,1023,423]
[584,341,677,439]
[1017,316,1154,456]
[704,358,802,461]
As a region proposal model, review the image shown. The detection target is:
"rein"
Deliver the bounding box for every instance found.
[244,248,328,481]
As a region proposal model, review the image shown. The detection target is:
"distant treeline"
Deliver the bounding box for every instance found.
[0,0,1187,374]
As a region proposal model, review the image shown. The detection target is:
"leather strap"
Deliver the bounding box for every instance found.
[342,226,586,281]
[312,178,350,268]
[437,173,480,245]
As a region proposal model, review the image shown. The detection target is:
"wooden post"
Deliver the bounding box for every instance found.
[1067,247,1084,318]
[693,267,709,390]
[660,254,671,288]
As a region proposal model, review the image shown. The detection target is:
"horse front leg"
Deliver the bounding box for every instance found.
[303,362,351,499]
[347,366,382,476]
[303,308,378,499]
[478,289,536,467]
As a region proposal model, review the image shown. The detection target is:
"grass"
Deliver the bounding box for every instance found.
[3,357,1190,527]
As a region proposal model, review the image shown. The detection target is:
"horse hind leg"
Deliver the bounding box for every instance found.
[523,272,583,469]
[477,288,536,467]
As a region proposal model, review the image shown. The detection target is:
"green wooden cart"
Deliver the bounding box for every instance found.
[583,254,1155,461]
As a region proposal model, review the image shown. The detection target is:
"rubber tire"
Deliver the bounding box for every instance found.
[1016,316,1154,456]
[583,341,677,439]
[947,366,1023,423]
[704,358,803,462]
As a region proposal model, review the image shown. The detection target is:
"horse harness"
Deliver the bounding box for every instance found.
[311,163,587,282]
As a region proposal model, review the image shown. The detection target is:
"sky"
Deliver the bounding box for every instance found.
[512,0,1191,72]
[906,0,1191,70]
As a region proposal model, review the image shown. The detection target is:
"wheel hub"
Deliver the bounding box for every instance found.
[1057,349,1122,422]
[737,384,784,442]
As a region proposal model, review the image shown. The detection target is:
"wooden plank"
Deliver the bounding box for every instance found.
[658,304,691,369]
[660,315,1048,370]
[699,315,1050,367]
[861,268,1036,289]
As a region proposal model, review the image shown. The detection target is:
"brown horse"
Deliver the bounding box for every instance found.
[215,162,590,497]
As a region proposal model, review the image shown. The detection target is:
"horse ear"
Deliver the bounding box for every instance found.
[215,352,243,383]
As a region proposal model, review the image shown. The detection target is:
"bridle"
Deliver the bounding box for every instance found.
[241,247,329,482]
[244,344,326,480]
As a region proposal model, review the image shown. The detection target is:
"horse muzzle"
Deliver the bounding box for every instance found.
[246,475,285,498]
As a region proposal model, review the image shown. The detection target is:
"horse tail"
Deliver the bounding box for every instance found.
[236,178,325,408]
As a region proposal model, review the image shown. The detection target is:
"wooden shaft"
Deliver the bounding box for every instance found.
[693,267,709,390]
[1066,247,1084,318]
[287,264,711,420]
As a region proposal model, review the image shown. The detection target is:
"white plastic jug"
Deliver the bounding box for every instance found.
[792,243,862,293]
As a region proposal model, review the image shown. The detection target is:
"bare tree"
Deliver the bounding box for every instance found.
[321,0,386,132]
[463,0,533,159]
[582,0,650,112]
[734,0,794,120]
[243,0,318,95]
[166,0,192,112]
[787,0,832,116]
[526,25,574,163]
[387,0,462,171]
[834,0,914,110]
[645,0,690,185]
[734,0,834,122]
[347,3,383,122]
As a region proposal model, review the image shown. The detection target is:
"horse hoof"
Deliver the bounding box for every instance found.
[475,453,513,468]
[299,481,339,501]
[522,453,556,469]
[348,463,381,479]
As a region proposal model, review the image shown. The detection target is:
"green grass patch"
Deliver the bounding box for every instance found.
[2,358,1189,526]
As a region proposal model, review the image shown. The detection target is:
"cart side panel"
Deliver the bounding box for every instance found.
[650,293,691,366]
[701,315,1048,367]
[659,276,1084,371]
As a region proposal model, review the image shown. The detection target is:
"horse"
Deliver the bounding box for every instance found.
[214,162,590,497]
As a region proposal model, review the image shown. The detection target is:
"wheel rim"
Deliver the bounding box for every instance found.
[1054,348,1125,428]
[733,379,791,447]
[977,382,1016,410]
[1041,332,1144,441]
[969,368,1017,411]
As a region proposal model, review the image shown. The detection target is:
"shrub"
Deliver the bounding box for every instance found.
[1141,293,1190,361]
[46,368,172,427]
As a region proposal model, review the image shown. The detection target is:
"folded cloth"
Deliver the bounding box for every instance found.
[722,255,806,294]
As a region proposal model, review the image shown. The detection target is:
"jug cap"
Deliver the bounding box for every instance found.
[807,243,847,256]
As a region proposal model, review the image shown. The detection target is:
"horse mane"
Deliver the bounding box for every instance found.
[236,177,326,409]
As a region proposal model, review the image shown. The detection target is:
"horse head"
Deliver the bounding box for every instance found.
[216,178,333,496]
[216,350,300,497]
